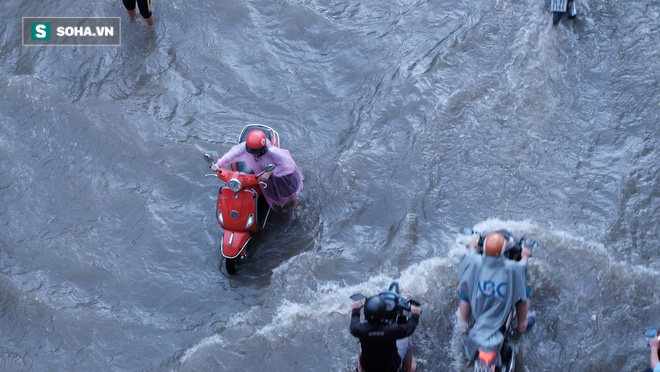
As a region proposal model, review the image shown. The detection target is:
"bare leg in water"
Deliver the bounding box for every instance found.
[278,199,298,220]
[403,353,418,372]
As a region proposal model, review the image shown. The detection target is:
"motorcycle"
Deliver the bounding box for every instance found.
[459,228,538,372]
[550,0,577,25]
[203,124,281,274]
[350,281,422,325]
[350,282,422,372]
[459,228,538,262]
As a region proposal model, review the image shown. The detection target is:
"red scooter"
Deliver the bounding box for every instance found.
[203,124,281,274]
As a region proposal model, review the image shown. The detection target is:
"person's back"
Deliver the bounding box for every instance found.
[350,296,420,372]
[458,232,529,359]
[351,322,407,371]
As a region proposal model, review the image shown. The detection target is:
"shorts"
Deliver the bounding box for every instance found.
[396,337,412,365]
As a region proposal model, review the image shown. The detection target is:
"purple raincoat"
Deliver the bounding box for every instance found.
[215,140,303,208]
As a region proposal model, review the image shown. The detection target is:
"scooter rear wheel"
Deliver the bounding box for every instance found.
[225,258,238,275]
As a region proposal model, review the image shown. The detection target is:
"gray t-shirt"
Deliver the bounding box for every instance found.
[458,251,528,359]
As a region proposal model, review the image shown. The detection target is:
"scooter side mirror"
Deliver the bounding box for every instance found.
[264,164,275,172]
[459,227,474,235]
[203,154,215,164]
[350,293,365,301]
[523,238,538,250]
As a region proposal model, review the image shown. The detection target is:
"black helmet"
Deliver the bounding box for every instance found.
[364,296,386,324]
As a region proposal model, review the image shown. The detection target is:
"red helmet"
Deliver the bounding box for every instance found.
[245,130,268,156]
[484,232,506,257]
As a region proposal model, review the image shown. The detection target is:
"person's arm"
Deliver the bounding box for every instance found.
[349,301,366,337]
[459,300,471,323]
[457,253,476,317]
[388,306,421,339]
[384,315,419,339]
[214,143,246,169]
[515,299,530,332]
[650,336,660,370]
[265,147,300,176]
[521,247,532,261]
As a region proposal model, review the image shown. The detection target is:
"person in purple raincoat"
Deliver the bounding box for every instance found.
[214,130,303,217]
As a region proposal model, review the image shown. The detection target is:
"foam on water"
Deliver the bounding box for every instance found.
[180,334,224,363]
[170,215,658,368]
[179,254,459,364]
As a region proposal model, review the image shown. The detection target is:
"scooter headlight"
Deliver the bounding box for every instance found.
[245,214,254,228]
[216,209,224,225]
[227,178,242,192]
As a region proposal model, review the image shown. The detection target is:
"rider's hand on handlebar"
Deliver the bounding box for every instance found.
[521,247,532,260]
[651,336,660,350]
[468,239,479,249]
[410,305,421,316]
[351,300,363,310]
[260,171,272,181]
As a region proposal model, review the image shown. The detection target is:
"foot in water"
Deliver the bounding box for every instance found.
[278,200,299,221]
[276,206,296,221]
[516,314,535,334]
[526,315,536,330]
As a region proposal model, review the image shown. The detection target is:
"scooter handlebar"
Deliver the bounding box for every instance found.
[214,168,261,186]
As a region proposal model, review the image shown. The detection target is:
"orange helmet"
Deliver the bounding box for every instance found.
[245,130,268,156]
[483,232,506,257]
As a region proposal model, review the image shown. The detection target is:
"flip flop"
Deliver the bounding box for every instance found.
[526,315,536,331]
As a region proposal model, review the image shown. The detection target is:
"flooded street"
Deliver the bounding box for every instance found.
[1,0,658,370]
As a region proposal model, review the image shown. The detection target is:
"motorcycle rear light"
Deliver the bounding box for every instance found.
[478,350,498,366]
[216,209,223,225]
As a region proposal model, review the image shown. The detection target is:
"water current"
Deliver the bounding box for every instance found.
[1,0,658,371]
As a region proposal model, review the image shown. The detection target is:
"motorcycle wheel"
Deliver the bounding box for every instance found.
[225,258,238,275]
[552,12,562,25]
[500,341,515,372]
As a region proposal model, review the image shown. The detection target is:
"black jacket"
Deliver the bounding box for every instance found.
[350,309,419,372]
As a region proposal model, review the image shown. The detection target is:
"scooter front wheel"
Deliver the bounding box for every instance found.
[225,258,238,275]
[552,12,563,25]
